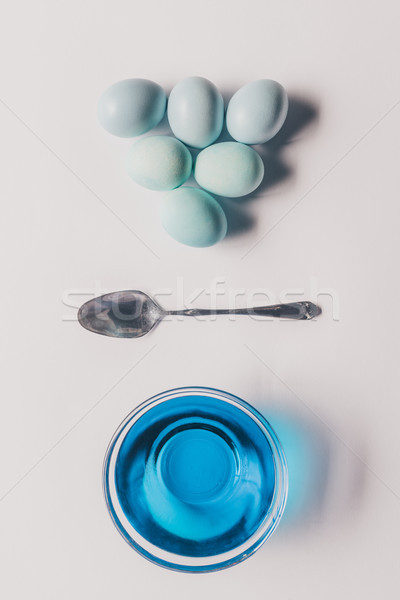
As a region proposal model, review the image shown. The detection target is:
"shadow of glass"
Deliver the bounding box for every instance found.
[267,408,331,529]
[256,403,368,541]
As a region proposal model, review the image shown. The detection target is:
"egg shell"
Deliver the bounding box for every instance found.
[194,142,264,198]
[167,76,224,149]
[126,136,192,191]
[160,187,227,247]
[97,78,167,138]
[226,79,288,144]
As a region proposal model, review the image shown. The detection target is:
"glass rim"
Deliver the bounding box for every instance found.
[103,386,288,573]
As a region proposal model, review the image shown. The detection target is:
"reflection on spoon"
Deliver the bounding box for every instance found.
[78,290,321,339]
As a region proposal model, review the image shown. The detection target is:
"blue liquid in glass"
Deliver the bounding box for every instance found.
[115,394,276,557]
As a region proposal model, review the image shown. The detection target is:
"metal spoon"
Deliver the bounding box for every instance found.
[78,290,320,339]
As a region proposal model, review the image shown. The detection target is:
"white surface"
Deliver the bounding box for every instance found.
[1,1,400,597]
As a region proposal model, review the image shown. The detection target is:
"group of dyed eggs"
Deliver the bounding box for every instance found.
[97,76,288,247]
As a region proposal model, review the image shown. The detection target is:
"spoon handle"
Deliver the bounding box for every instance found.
[168,301,320,320]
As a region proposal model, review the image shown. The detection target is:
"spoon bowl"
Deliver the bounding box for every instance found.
[78,291,164,338]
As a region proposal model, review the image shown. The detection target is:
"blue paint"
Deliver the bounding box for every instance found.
[104,388,288,571]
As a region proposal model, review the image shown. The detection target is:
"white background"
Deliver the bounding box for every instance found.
[1,1,400,598]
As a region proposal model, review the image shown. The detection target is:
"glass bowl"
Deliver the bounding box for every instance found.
[103,386,288,572]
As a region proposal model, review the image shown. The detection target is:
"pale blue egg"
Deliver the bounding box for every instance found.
[194,142,264,198]
[97,79,167,137]
[160,187,227,247]
[167,77,224,149]
[126,136,192,191]
[226,79,288,144]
